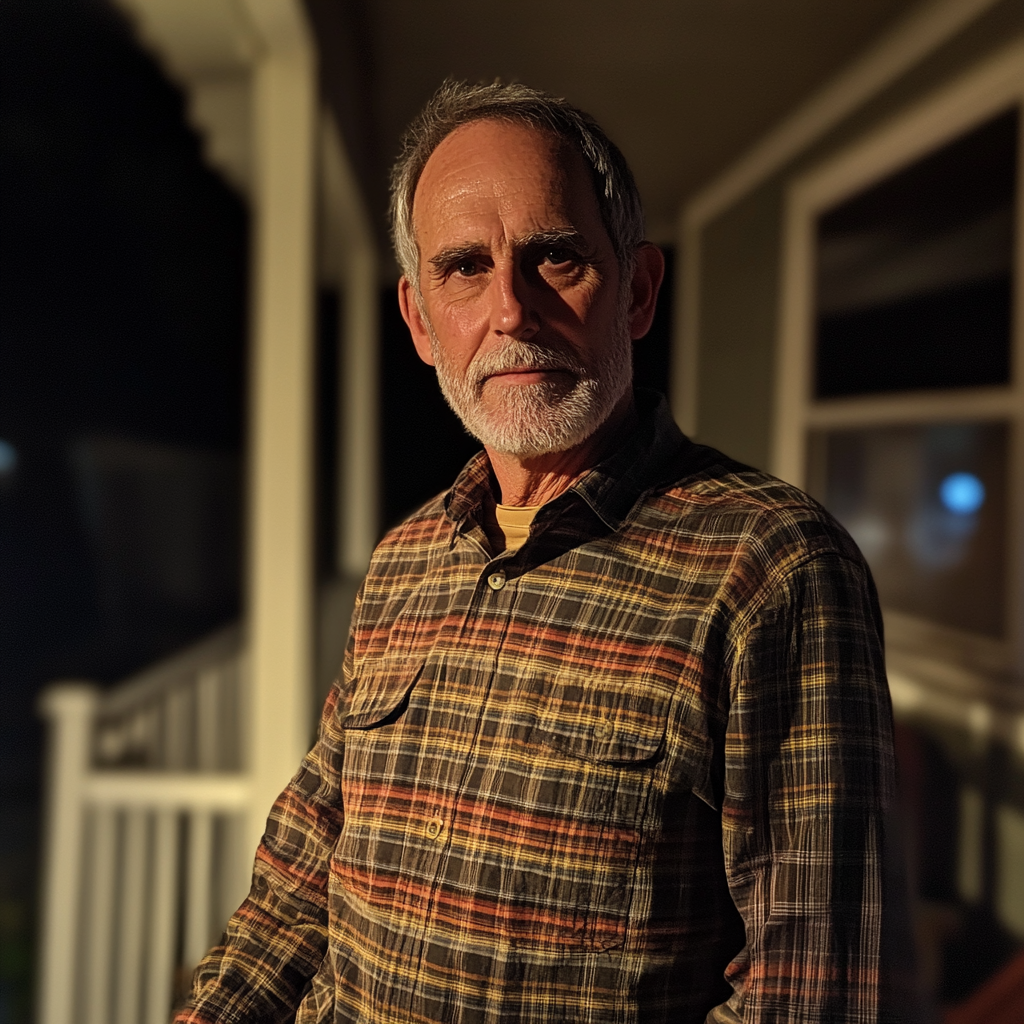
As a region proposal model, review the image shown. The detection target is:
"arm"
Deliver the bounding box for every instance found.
[174,677,347,1023]
[710,552,916,1023]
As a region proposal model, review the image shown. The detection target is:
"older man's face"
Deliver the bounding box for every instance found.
[401,119,633,457]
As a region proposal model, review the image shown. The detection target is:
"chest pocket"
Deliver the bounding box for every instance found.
[466,671,674,953]
[333,658,431,911]
[342,657,424,730]
[534,673,669,765]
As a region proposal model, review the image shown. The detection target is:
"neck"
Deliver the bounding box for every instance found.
[486,392,638,506]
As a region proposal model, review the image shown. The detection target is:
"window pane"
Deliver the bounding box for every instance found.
[815,109,1017,398]
[806,422,1008,637]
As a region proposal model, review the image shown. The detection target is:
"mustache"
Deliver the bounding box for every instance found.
[469,340,586,387]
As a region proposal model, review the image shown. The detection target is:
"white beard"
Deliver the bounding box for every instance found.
[426,311,633,458]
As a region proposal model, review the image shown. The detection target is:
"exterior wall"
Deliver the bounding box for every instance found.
[692,0,1024,465]
[696,186,783,469]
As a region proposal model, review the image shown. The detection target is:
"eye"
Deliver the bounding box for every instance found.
[543,247,575,266]
[454,258,480,277]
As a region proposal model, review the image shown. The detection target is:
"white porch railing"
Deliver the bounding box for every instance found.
[37,627,253,1024]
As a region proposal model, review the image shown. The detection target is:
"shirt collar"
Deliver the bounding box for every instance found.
[443,390,690,534]
[567,390,690,529]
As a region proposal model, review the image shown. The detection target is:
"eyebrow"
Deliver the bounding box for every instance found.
[516,228,588,251]
[426,229,590,274]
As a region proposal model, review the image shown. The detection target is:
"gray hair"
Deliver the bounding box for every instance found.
[389,79,645,285]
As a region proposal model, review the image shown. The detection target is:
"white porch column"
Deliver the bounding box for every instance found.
[243,2,317,854]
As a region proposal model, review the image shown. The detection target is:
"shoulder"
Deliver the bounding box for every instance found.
[653,442,862,563]
[367,448,491,571]
[364,490,451,578]
[634,441,870,612]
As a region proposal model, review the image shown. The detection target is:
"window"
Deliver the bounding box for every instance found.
[773,44,1024,977]
[806,420,1008,637]
[815,110,1016,398]
[774,52,1024,680]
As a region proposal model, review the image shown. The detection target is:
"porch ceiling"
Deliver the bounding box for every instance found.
[350,0,924,244]
[113,0,949,251]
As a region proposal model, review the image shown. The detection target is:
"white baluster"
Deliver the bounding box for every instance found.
[129,707,150,762]
[184,811,214,969]
[197,668,221,771]
[143,703,162,766]
[115,809,148,1024]
[224,655,244,770]
[165,686,191,770]
[145,809,179,1024]
[83,806,117,1024]
[217,812,253,928]
[38,683,97,1024]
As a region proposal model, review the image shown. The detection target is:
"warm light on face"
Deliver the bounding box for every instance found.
[407,120,632,458]
[424,301,633,458]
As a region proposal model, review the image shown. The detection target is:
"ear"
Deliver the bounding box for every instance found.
[398,276,436,366]
[625,242,665,341]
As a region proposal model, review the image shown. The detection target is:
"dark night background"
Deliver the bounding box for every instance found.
[0,3,674,1016]
[1,1,250,1016]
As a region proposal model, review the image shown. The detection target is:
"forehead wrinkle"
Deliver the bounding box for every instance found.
[412,121,604,277]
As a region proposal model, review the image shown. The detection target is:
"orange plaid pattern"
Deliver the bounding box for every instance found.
[178,396,909,1023]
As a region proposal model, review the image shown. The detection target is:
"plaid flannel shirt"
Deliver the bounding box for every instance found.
[178,394,909,1024]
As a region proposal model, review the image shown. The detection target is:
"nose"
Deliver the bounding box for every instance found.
[490,261,539,341]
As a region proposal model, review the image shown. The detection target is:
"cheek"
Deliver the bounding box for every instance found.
[430,301,489,369]
[542,275,610,330]
[443,301,488,337]
[548,292,617,352]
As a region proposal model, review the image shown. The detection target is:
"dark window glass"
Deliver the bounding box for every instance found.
[815,109,1017,398]
[807,421,1008,637]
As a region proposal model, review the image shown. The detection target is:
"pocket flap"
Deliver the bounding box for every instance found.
[343,658,424,729]
[537,676,668,764]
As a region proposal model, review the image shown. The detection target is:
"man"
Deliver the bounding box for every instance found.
[179,81,912,1023]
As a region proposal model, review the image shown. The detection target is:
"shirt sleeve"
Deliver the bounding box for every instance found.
[173,674,348,1024]
[708,551,918,1023]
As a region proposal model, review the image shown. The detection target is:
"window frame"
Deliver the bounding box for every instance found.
[772,43,1024,678]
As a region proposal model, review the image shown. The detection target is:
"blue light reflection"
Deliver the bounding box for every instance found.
[939,472,985,515]
[0,439,17,477]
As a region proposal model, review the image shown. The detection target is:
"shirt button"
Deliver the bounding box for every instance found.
[487,570,507,591]
[426,816,445,841]
[593,719,613,740]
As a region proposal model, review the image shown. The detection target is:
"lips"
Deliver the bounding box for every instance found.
[471,342,581,389]
[484,365,569,380]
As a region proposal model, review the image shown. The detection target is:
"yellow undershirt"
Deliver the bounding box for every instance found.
[483,502,542,554]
